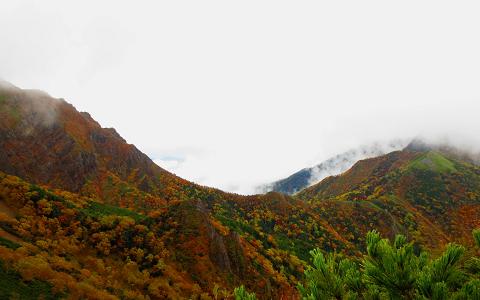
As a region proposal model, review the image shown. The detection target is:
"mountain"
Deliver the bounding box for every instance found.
[297,143,480,250]
[1,82,480,299]
[1,82,344,298]
[257,141,407,195]
[0,81,190,208]
[0,82,298,298]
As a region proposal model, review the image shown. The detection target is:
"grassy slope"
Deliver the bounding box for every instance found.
[407,151,457,173]
[296,150,480,251]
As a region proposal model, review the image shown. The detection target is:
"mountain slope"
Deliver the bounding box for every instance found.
[0,83,302,298]
[0,82,358,298]
[2,82,480,298]
[0,82,207,211]
[297,146,480,250]
[257,141,406,195]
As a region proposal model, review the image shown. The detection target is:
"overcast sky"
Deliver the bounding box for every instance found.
[1,1,480,194]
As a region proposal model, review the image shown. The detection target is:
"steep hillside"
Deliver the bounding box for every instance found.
[257,141,406,195]
[0,82,356,298]
[2,82,480,298]
[0,83,302,298]
[0,82,214,210]
[0,172,311,298]
[297,146,480,250]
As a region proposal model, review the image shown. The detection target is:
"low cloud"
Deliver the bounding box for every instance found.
[308,139,408,186]
[0,80,60,132]
[2,1,480,195]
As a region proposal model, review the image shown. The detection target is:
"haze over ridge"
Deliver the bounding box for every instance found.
[1,1,480,194]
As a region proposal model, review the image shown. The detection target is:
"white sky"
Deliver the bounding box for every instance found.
[1,1,480,194]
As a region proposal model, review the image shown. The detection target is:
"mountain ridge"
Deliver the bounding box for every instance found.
[257,141,407,195]
[1,82,480,298]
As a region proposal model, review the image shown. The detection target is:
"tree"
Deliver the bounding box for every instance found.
[416,244,465,299]
[297,229,480,300]
[363,231,427,298]
[233,285,257,300]
[297,249,361,300]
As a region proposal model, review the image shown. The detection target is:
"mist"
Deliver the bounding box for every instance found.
[0,80,61,131]
[1,1,480,194]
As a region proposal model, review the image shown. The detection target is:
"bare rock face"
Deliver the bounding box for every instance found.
[207,219,246,277]
[194,200,247,277]
[164,199,250,291]
[0,115,98,191]
[0,82,172,196]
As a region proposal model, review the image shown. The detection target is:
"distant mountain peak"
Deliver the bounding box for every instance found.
[257,140,408,195]
[405,138,434,152]
[2,81,480,299]
[404,137,480,166]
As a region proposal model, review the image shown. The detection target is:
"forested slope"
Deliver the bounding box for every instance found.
[1,83,480,299]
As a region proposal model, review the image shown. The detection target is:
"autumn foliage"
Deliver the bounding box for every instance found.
[2,86,480,298]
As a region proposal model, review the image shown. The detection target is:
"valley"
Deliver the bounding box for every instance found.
[1,83,480,299]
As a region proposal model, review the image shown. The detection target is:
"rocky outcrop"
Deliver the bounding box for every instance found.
[0,82,173,196]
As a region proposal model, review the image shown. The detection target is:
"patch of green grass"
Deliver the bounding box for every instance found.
[408,151,456,173]
[0,261,58,300]
[81,201,147,223]
[0,237,20,249]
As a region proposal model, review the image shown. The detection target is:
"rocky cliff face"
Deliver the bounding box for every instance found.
[0,82,182,203]
[0,82,297,298]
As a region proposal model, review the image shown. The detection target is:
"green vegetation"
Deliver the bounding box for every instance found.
[0,261,57,300]
[408,151,457,173]
[0,237,20,249]
[234,285,257,300]
[5,84,480,298]
[275,233,316,262]
[297,248,363,299]
[0,93,6,105]
[215,213,259,238]
[237,229,480,299]
[298,230,480,299]
[81,201,147,222]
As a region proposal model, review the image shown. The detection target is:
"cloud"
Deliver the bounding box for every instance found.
[0,80,61,132]
[308,139,408,186]
[1,1,480,194]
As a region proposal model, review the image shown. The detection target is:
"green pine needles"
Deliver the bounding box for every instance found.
[298,229,480,299]
[235,229,480,299]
